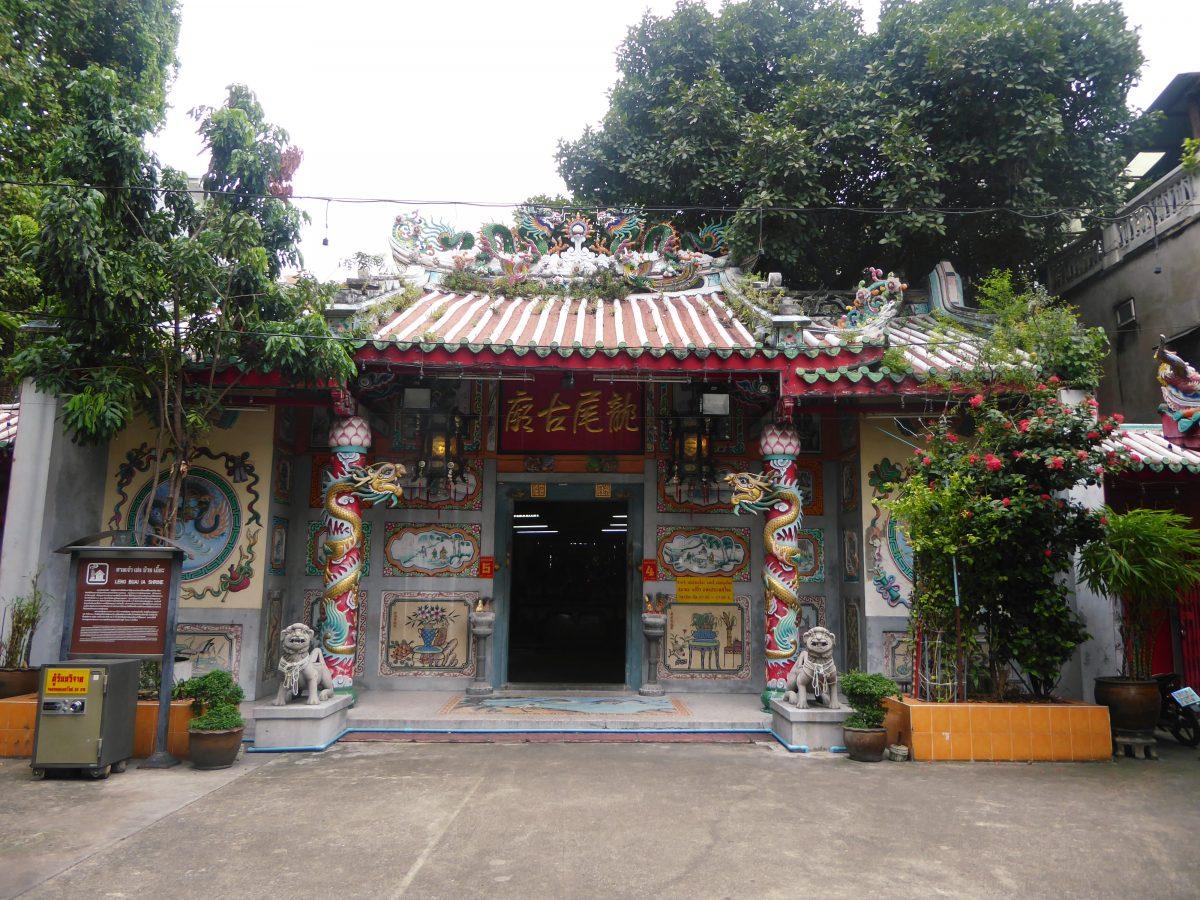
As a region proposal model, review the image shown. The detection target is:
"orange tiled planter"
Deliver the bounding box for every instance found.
[0,694,194,759]
[884,696,1112,762]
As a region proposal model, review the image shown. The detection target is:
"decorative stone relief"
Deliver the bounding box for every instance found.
[176,623,242,679]
[383,523,481,577]
[655,526,751,581]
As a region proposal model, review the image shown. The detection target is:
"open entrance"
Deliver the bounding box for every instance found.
[507,499,627,684]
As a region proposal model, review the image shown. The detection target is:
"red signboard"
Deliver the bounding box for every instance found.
[499,377,643,454]
[479,556,496,579]
[70,557,172,656]
[641,559,659,581]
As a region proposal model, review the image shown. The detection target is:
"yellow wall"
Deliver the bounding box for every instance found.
[859,420,915,617]
[100,410,275,609]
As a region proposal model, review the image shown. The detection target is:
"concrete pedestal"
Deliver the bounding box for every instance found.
[770,699,851,752]
[251,695,352,751]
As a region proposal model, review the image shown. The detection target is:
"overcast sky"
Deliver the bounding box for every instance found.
[148,0,1198,279]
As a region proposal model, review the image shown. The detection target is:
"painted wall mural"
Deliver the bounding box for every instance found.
[860,420,917,616]
[383,523,481,577]
[268,516,288,576]
[378,591,476,676]
[655,527,750,582]
[793,459,824,516]
[659,596,750,681]
[842,528,861,583]
[262,589,283,680]
[303,588,368,678]
[107,431,270,608]
[306,521,372,577]
[795,528,825,583]
[272,453,293,505]
[176,623,242,679]
[797,594,826,636]
[839,457,859,512]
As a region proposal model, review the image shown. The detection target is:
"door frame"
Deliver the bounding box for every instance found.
[491,479,645,689]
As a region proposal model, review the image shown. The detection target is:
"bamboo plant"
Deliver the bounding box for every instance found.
[1079,508,1200,679]
[1,575,47,669]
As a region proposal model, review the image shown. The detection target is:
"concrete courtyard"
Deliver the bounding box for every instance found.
[2,738,1198,899]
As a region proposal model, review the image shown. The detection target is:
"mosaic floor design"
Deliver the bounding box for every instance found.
[440,695,692,717]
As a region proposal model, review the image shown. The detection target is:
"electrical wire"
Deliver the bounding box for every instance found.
[0,176,1184,224]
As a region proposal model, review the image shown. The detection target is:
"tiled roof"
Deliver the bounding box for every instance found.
[1104,424,1200,474]
[371,290,756,354]
[0,404,17,448]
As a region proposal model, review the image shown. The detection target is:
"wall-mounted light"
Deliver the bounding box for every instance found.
[417,407,467,498]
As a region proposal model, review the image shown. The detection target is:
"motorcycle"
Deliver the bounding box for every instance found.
[1155,673,1200,747]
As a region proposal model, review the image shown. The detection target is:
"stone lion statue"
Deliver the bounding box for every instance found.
[272,623,335,706]
[783,626,840,709]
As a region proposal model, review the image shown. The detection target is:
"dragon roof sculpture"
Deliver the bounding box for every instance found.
[390,208,730,293]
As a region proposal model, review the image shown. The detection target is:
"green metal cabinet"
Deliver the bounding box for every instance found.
[31,659,139,778]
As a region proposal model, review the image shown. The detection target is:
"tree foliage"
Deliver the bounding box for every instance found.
[557,0,1146,285]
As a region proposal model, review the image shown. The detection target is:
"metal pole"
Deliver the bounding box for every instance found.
[952,554,964,702]
[141,551,182,769]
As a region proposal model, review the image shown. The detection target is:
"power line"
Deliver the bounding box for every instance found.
[0,176,1176,224]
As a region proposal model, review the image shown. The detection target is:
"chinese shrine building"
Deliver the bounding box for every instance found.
[0,209,1129,709]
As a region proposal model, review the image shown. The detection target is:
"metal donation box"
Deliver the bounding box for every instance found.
[32,658,140,778]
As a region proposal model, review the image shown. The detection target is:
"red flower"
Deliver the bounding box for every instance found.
[1018,419,1031,433]
[962,510,973,519]
[1106,452,1119,464]
[1087,398,1099,409]
[1086,431,1099,440]
[1048,456,1065,470]
[1130,452,1141,462]
[984,454,1003,472]
[1094,465,1105,476]
[1001,497,1011,507]
[921,456,932,466]
[1113,413,1125,424]
[1100,515,1109,526]
[1075,450,1089,460]
[945,433,959,443]
[969,394,984,408]
[1039,493,1052,501]
[1048,375,1061,384]
[1044,549,1053,558]
[1036,383,1048,391]
[1012,450,1025,459]
[968,454,979,464]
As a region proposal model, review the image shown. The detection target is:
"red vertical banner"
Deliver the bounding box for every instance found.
[499,377,643,454]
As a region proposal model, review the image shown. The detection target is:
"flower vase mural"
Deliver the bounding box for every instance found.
[379,592,475,676]
[660,597,750,680]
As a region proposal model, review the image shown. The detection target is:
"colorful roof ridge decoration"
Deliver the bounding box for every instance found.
[0,403,16,449]
[1103,424,1200,474]
[1155,341,1200,447]
[390,208,729,292]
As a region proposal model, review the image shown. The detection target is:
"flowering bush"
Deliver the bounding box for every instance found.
[886,383,1126,699]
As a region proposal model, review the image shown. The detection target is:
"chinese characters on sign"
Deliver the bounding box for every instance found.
[500,379,643,454]
[70,557,172,656]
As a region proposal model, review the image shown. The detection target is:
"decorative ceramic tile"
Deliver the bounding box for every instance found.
[793,459,824,516]
[656,526,751,582]
[383,523,481,577]
[795,528,825,582]
[842,528,861,583]
[175,623,241,679]
[660,595,750,681]
[378,591,476,677]
[272,453,293,505]
[867,457,912,610]
[883,630,914,687]
[268,516,288,576]
[302,589,368,677]
[839,457,859,512]
[843,600,861,671]
[130,467,241,581]
[262,589,283,679]
[797,594,826,636]
[305,521,372,578]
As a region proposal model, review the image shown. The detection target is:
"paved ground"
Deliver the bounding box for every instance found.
[3,738,1198,899]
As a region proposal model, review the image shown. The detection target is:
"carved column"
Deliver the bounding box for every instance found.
[759,422,802,694]
[467,606,496,696]
[321,408,374,689]
[638,611,667,696]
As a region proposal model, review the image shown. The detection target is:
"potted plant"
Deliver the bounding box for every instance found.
[840,671,900,762]
[173,670,245,769]
[0,575,47,699]
[1079,508,1200,735]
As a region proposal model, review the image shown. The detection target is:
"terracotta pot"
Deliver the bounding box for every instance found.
[188,727,244,770]
[0,668,39,699]
[1094,677,1159,733]
[843,726,889,762]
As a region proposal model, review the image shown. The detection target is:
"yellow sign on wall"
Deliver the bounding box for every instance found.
[44,668,90,695]
[675,577,734,604]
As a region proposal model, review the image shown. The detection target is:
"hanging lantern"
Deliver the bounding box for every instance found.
[671,416,716,488]
[417,408,466,498]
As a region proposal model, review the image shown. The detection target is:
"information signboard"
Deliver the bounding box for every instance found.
[69,557,172,656]
[675,576,734,604]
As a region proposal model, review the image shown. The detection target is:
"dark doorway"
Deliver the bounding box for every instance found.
[507,499,627,684]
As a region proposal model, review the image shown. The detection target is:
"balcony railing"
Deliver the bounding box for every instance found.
[1046,165,1200,294]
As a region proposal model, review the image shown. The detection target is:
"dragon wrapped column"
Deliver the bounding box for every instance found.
[319,414,404,688]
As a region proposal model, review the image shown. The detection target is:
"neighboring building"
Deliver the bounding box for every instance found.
[1049,72,1200,421]
[0,210,1118,708]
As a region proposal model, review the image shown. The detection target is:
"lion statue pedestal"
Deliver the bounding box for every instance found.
[769,627,851,752]
[252,622,353,750]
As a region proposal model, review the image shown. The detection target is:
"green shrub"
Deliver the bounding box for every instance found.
[188,703,244,732]
[841,671,900,730]
[173,670,244,713]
